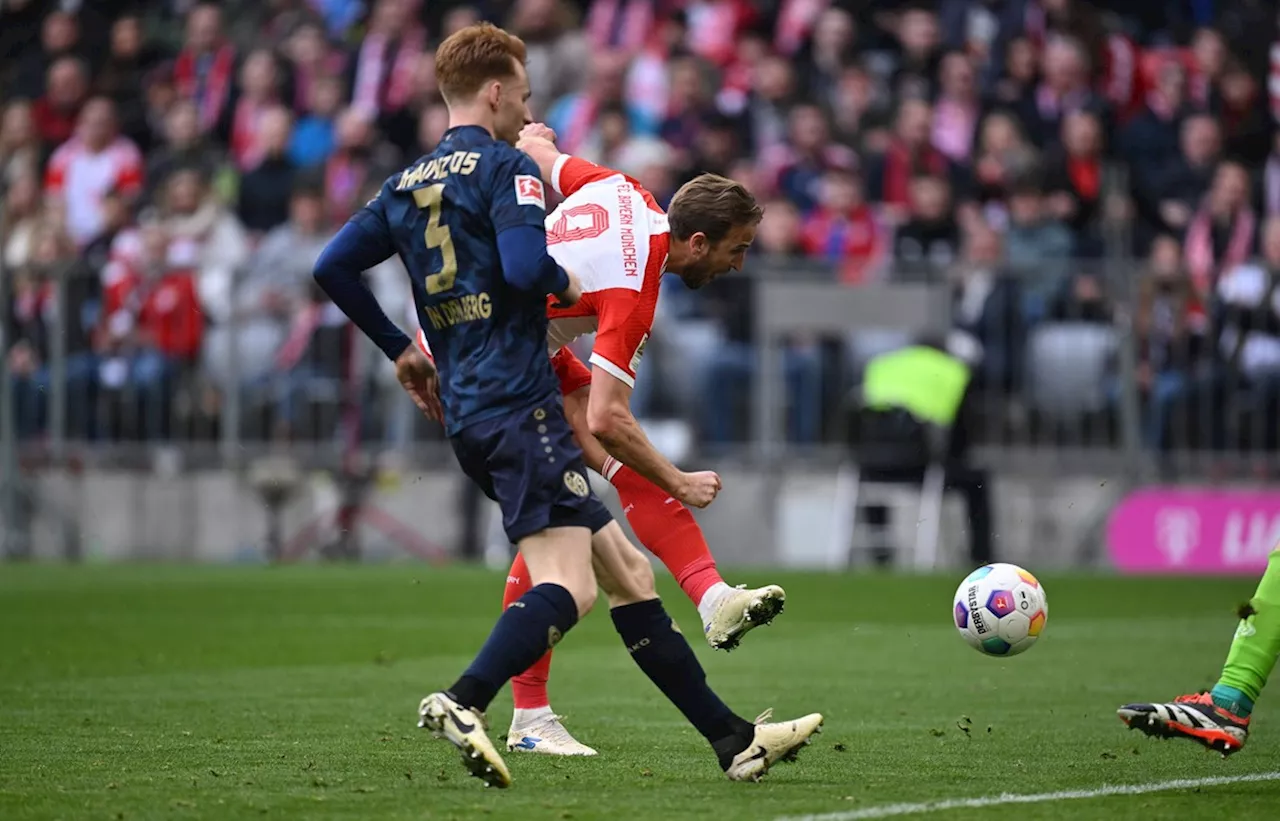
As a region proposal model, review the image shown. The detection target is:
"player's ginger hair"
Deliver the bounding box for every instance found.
[667,174,764,244]
[434,23,528,104]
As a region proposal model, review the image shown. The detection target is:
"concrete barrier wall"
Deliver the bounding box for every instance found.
[22,464,1125,572]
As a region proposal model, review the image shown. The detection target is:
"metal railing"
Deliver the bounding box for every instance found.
[6,247,1280,559]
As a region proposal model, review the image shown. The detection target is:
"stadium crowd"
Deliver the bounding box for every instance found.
[3,0,1280,454]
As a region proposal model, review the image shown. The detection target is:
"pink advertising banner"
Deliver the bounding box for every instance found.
[1107,488,1280,574]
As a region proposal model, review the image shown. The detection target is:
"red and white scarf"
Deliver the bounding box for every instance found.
[351,29,424,118]
[230,98,275,171]
[174,42,236,133]
[1185,206,1257,295]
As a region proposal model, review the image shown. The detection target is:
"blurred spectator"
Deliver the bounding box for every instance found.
[1187,27,1227,109]
[931,50,981,166]
[12,9,84,102]
[1045,267,1111,323]
[349,0,425,141]
[770,103,857,213]
[1215,61,1271,167]
[795,7,857,106]
[659,57,715,157]
[416,103,451,155]
[1004,179,1075,315]
[238,106,297,235]
[157,166,251,335]
[146,100,224,205]
[547,52,635,154]
[509,0,590,120]
[1148,113,1221,236]
[282,20,348,117]
[682,0,757,68]
[228,49,288,173]
[683,113,741,181]
[323,107,396,228]
[44,97,144,249]
[969,111,1038,227]
[698,199,822,446]
[2,172,42,272]
[888,4,943,101]
[990,36,1040,111]
[584,0,658,58]
[290,74,344,168]
[828,62,888,152]
[1131,234,1204,449]
[379,49,440,155]
[1120,59,1188,207]
[97,223,203,441]
[0,101,42,187]
[1018,35,1106,149]
[33,57,91,149]
[624,11,690,132]
[866,97,953,223]
[205,184,331,421]
[577,104,667,178]
[952,223,1023,390]
[96,14,165,153]
[1042,109,1104,243]
[800,170,886,285]
[8,222,99,440]
[310,0,366,40]
[1159,216,1280,452]
[891,174,961,280]
[173,3,236,135]
[1184,161,1257,296]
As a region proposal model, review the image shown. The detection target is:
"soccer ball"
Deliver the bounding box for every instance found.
[952,563,1048,657]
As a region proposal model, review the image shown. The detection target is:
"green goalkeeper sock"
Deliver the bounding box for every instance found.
[1213,548,1280,717]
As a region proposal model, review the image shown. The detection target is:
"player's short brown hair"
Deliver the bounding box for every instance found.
[667,174,763,243]
[434,23,528,104]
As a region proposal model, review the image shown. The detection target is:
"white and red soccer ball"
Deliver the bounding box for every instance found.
[953,563,1048,657]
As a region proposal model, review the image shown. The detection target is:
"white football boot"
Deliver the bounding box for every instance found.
[507,710,598,756]
[702,584,787,651]
[724,709,825,782]
[418,692,512,788]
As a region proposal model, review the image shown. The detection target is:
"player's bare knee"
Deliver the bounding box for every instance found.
[570,580,598,619]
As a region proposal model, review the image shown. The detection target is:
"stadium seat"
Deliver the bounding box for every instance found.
[1023,322,1118,420]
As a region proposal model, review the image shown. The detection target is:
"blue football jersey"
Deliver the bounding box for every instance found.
[351,125,559,435]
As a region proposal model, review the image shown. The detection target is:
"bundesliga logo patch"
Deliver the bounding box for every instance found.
[514,175,546,209]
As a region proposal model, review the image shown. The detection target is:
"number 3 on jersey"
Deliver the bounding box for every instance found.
[412,184,456,294]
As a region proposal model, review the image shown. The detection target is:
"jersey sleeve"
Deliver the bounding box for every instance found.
[549,155,624,199]
[312,188,410,361]
[488,151,550,234]
[588,289,656,389]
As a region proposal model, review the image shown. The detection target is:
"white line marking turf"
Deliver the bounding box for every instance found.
[775,771,1280,821]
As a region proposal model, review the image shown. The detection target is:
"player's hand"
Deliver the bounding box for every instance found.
[553,269,583,308]
[674,470,722,509]
[518,122,557,146]
[395,344,445,423]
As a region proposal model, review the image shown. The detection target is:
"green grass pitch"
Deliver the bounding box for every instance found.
[2,564,1278,820]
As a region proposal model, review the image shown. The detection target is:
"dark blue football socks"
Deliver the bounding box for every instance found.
[449,582,579,712]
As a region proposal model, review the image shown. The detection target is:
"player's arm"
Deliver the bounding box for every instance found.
[490,151,580,304]
[585,300,721,509]
[516,125,622,199]
[312,194,414,362]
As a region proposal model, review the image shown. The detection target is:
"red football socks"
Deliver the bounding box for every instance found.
[602,457,725,605]
[503,552,552,709]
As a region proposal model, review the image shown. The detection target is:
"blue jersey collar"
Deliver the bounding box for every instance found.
[441,124,496,146]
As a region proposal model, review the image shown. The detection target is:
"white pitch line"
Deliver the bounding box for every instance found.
[775,771,1280,821]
